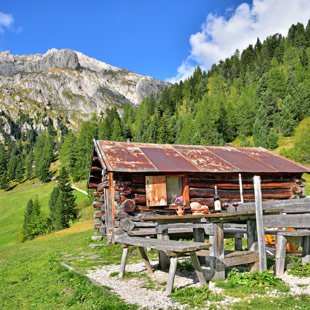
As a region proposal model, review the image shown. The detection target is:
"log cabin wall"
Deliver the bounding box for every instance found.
[111,172,303,212]
[188,173,301,209]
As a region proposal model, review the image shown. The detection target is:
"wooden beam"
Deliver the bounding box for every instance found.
[254,176,267,272]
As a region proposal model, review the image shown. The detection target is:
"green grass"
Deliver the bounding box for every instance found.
[170,286,223,308]
[215,270,289,298]
[0,230,136,309]
[0,179,89,247]
[0,180,137,309]
[287,262,310,278]
[232,294,310,310]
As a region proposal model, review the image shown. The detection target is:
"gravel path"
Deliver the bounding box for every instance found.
[87,261,199,309]
[86,262,310,309]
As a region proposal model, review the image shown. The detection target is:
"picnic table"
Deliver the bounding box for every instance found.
[140,211,265,279]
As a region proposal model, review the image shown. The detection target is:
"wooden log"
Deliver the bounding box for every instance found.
[190,188,292,200]
[93,201,103,209]
[94,221,102,229]
[134,194,146,205]
[93,211,103,218]
[119,219,135,232]
[90,166,102,172]
[189,181,294,190]
[88,182,99,189]
[93,191,101,197]
[115,184,146,194]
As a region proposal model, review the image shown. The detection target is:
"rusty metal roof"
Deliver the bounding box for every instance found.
[94,140,309,174]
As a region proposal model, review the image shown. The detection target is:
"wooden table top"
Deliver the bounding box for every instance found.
[140,211,257,222]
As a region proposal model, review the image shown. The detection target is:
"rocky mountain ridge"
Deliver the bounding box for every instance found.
[0,49,167,134]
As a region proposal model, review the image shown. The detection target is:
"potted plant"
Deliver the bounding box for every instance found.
[174,196,185,216]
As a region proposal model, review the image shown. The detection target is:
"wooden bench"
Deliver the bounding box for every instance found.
[275,230,310,276]
[114,234,209,295]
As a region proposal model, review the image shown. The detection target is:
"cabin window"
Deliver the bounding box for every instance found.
[145,176,167,207]
[167,177,181,204]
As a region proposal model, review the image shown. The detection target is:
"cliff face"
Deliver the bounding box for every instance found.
[0,49,167,128]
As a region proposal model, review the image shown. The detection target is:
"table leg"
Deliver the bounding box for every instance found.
[193,227,206,264]
[209,223,225,280]
[247,220,257,251]
[157,228,170,271]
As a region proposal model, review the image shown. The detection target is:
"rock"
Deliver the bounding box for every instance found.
[0,49,168,127]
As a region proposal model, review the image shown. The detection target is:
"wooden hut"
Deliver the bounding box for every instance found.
[88,140,309,237]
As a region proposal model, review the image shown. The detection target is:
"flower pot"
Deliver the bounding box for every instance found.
[176,205,185,216]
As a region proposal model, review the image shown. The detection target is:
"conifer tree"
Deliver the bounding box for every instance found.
[22,198,46,241]
[0,143,8,189]
[49,168,78,230]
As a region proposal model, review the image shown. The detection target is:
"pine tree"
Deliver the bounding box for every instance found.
[21,198,46,241]
[25,150,34,180]
[49,168,78,230]
[0,143,8,189]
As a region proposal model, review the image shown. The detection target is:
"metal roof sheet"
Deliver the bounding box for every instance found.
[94,140,309,174]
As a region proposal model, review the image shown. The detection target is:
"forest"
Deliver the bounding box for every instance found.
[0,20,309,189]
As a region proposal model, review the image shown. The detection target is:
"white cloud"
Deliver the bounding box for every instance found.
[168,0,310,82]
[0,12,14,33]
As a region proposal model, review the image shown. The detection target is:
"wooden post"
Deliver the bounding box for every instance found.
[275,234,287,276]
[253,175,267,272]
[157,228,170,271]
[119,246,129,278]
[239,173,244,203]
[302,236,310,265]
[166,257,178,295]
[235,235,243,251]
[247,220,257,251]
[138,247,153,274]
[209,223,225,280]
[193,227,205,264]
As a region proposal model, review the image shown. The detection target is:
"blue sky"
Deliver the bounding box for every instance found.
[1,1,310,81]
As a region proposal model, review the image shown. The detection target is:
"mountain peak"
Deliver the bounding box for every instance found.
[0,49,167,127]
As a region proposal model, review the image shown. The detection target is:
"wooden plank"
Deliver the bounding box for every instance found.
[138,247,153,274]
[278,230,310,237]
[222,251,259,267]
[263,214,310,228]
[238,198,310,213]
[254,176,267,272]
[115,236,209,252]
[166,257,178,295]
[275,234,287,276]
[145,176,167,207]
